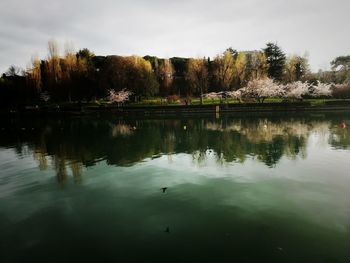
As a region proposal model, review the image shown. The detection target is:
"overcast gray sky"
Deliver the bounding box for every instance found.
[0,0,349,73]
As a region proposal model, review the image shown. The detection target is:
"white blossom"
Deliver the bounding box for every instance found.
[225,90,242,100]
[240,78,283,102]
[283,81,311,99]
[108,89,132,104]
[203,92,223,100]
[311,81,333,97]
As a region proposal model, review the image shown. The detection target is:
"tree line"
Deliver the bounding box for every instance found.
[1,40,350,108]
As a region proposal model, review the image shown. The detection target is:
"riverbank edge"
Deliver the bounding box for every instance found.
[2,102,350,117]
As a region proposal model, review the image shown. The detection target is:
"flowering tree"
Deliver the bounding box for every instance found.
[226,90,242,102]
[283,81,311,100]
[239,78,283,103]
[203,92,223,101]
[108,89,132,105]
[311,81,332,97]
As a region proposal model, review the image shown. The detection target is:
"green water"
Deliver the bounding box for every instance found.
[1,113,350,262]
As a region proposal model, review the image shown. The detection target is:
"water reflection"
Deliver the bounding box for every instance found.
[0,113,349,184]
[330,123,350,150]
[111,123,135,137]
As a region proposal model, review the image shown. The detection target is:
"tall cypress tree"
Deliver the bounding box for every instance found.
[263,42,286,81]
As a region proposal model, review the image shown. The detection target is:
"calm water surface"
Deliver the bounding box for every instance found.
[1,113,350,262]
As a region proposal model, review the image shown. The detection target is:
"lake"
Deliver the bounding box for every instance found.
[1,112,350,262]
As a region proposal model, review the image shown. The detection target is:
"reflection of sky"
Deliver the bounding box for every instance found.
[1,126,350,234]
[1,116,350,263]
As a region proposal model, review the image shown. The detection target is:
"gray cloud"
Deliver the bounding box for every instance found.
[0,0,349,73]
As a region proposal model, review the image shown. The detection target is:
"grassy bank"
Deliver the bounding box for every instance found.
[129,97,350,106]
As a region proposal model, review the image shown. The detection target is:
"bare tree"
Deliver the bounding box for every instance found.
[284,55,310,82]
[47,39,61,85]
[157,59,174,96]
[26,55,42,92]
[186,58,209,104]
[213,51,236,91]
[5,65,24,76]
[235,52,247,87]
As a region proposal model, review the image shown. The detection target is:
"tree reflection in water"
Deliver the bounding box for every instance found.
[0,113,349,184]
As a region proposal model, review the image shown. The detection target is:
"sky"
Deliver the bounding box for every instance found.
[0,0,349,73]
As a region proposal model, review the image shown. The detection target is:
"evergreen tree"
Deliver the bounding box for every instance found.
[263,42,286,81]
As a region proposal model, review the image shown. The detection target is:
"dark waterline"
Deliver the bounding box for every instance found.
[1,113,350,262]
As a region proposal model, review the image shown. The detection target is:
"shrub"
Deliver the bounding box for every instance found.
[332,83,350,99]
[166,95,180,104]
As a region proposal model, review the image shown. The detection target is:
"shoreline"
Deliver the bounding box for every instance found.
[2,102,350,117]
